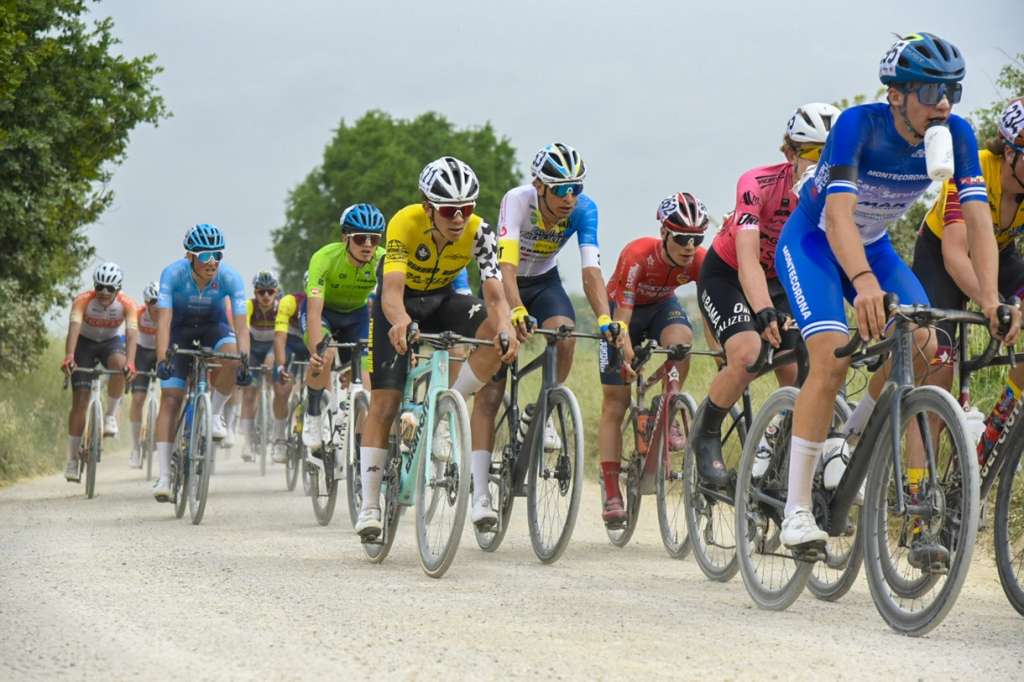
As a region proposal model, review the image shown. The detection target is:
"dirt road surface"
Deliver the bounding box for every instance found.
[2,448,1022,680]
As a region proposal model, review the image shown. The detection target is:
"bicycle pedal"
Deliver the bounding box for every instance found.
[792,541,827,563]
[474,518,498,532]
[358,530,383,543]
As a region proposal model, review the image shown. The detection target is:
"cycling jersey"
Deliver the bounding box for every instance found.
[69,291,139,342]
[712,162,796,278]
[275,292,307,337]
[924,149,1024,249]
[157,259,247,326]
[137,304,157,350]
[383,204,500,291]
[452,268,472,295]
[246,298,278,344]
[306,242,384,312]
[607,237,704,307]
[498,184,600,277]
[799,103,986,244]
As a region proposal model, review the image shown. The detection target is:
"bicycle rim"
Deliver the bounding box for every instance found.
[188,394,214,525]
[475,395,515,552]
[346,392,369,529]
[657,393,696,559]
[604,409,641,548]
[85,402,101,499]
[994,435,1024,616]
[310,396,338,525]
[144,397,157,481]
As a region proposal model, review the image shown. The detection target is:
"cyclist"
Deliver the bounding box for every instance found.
[597,192,708,525]
[692,103,840,488]
[774,33,1016,563]
[238,270,290,463]
[127,280,160,468]
[355,156,518,538]
[60,263,139,482]
[301,203,386,463]
[914,97,1024,462]
[151,223,251,502]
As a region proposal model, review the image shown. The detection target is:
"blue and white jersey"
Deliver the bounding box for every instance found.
[498,184,600,278]
[157,258,248,326]
[800,102,986,245]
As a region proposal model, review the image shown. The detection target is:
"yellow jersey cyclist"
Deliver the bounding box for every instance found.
[60,263,139,482]
[356,156,518,538]
[914,97,1024,464]
[302,203,386,455]
[273,270,312,380]
[127,280,160,468]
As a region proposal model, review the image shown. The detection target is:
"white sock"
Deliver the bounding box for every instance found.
[273,418,287,439]
[360,447,387,511]
[131,420,142,448]
[841,393,876,439]
[105,396,121,417]
[239,419,254,436]
[471,450,491,501]
[68,436,82,462]
[785,436,824,517]
[224,400,239,428]
[156,442,173,482]
[211,389,231,416]
[451,364,485,398]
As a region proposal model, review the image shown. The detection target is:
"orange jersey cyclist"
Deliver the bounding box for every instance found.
[127,280,160,468]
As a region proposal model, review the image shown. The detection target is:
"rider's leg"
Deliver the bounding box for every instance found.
[67,388,89,467]
[153,388,184,491]
[360,388,400,511]
[472,378,506,504]
[543,315,576,385]
[104,352,126,418]
[598,384,630,501]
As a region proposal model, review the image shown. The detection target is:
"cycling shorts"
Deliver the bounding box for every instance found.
[302,305,369,365]
[517,268,576,323]
[71,336,126,390]
[599,298,692,386]
[162,321,236,390]
[285,334,310,364]
[131,347,157,393]
[249,339,274,368]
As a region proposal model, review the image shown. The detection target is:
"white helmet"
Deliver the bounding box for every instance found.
[418,156,480,203]
[531,142,586,184]
[142,280,160,303]
[93,262,123,289]
[785,103,841,145]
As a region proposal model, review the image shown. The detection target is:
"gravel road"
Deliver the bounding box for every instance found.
[2,447,1022,680]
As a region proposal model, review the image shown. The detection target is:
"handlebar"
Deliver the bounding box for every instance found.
[167,344,243,362]
[61,366,123,389]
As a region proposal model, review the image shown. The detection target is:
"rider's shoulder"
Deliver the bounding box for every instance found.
[389,203,429,231]
[569,193,598,225]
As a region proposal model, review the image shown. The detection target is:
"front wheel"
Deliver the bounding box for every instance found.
[346,391,370,529]
[994,426,1024,616]
[83,400,102,499]
[527,386,584,564]
[143,394,158,482]
[657,393,697,559]
[187,394,214,525]
[310,396,339,526]
[475,395,515,552]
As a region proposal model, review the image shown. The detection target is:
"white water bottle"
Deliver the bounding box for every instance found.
[924,122,954,181]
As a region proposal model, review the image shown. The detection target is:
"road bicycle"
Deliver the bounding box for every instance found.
[62,366,122,499]
[282,359,309,493]
[137,370,159,481]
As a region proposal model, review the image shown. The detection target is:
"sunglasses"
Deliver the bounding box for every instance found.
[904,81,963,106]
[547,183,583,198]
[430,203,475,220]
[256,288,276,296]
[670,233,703,248]
[797,145,823,162]
[189,250,223,263]
[349,233,382,247]
[95,284,119,294]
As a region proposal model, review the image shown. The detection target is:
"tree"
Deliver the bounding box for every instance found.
[0,0,167,377]
[968,51,1024,144]
[272,110,522,290]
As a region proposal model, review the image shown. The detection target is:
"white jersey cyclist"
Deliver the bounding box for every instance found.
[498,184,600,277]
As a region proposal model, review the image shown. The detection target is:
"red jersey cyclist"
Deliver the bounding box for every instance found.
[597,192,708,525]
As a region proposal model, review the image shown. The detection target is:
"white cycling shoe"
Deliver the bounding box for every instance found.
[432,419,452,462]
[271,440,288,464]
[64,459,81,483]
[211,415,227,441]
[103,415,119,437]
[543,418,561,451]
[302,413,323,449]
[128,447,142,469]
[471,494,498,528]
[152,478,172,503]
[355,508,382,537]
[781,509,827,548]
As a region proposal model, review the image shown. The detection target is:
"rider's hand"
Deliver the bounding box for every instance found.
[984,300,1021,346]
[388,314,415,355]
[236,357,253,387]
[755,308,782,348]
[273,364,290,384]
[495,323,519,364]
[851,272,886,341]
[123,362,137,382]
[510,305,535,342]
[156,360,174,381]
[620,341,637,382]
[61,354,76,374]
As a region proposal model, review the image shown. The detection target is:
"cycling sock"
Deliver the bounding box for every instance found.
[784,436,824,517]
[841,393,876,439]
[907,467,926,495]
[307,388,324,416]
[273,418,287,439]
[600,460,622,500]
[471,450,491,501]
[211,389,231,416]
[699,398,729,437]
[451,364,485,398]
[131,420,142,448]
[224,400,239,429]
[239,419,254,436]
[360,447,386,511]
[156,442,173,481]
[68,436,82,462]
[104,396,121,418]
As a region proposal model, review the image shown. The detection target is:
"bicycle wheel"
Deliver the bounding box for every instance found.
[284,393,302,492]
[994,429,1024,616]
[187,394,214,525]
[346,391,369,529]
[685,400,746,581]
[862,386,979,636]
[735,387,813,610]
[310,397,338,525]
[475,395,515,552]
[84,401,102,499]
[364,439,402,564]
[603,408,642,548]
[143,395,157,482]
[527,386,584,564]
[657,393,697,559]
[258,382,269,476]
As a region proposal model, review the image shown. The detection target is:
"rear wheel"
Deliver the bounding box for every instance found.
[143,394,158,482]
[364,432,402,564]
[187,394,214,525]
[657,393,697,558]
[475,396,515,552]
[346,391,370,528]
[603,407,643,548]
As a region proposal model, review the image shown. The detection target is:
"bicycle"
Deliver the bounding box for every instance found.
[62,366,122,499]
[165,343,242,525]
[735,296,1006,636]
[475,326,585,564]
[137,370,159,481]
[282,359,309,493]
[362,327,498,579]
[247,365,272,476]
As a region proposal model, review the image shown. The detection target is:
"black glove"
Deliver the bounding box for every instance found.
[156,360,174,381]
[236,355,253,387]
[754,308,779,333]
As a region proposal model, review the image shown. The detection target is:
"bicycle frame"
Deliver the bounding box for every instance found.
[394,346,451,507]
[306,343,366,482]
[628,342,688,494]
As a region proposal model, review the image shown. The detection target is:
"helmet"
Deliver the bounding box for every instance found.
[339,203,386,234]
[530,143,587,184]
[786,103,841,145]
[418,156,480,203]
[142,280,160,303]
[183,223,225,252]
[657,192,709,233]
[93,262,123,289]
[998,98,1024,149]
[252,270,279,290]
[879,32,965,85]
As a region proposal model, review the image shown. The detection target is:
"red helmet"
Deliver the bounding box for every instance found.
[657,192,709,233]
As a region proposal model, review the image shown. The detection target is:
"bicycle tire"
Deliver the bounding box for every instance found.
[143,394,157,482]
[474,394,515,552]
[527,386,584,564]
[658,393,697,559]
[284,393,302,492]
[994,427,1024,616]
[188,394,214,525]
[84,400,102,499]
[604,407,642,548]
[346,391,369,528]
[311,395,338,525]
[364,435,402,564]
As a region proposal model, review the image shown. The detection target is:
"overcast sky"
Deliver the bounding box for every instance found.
[82,0,1023,302]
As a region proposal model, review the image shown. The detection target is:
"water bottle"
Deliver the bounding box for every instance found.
[516,404,536,444]
[977,388,1017,466]
[924,122,954,181]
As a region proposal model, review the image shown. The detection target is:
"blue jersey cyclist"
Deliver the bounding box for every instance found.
[774,33,1017,566]
[151,223,252,502]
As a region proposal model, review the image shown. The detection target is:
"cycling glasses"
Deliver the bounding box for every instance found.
[797,145,823,162]
[349,233,382,247]
[670,233,703,248]
[189,250,223,263]
[546,182,583,198]
[430,203,475,220]
[94,284,119,294]
[903,81,963,106]
[255,288,276,296]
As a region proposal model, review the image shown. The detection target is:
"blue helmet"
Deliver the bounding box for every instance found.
[879,33,965,85]
[339,203,386,234]
[183,223,225,252]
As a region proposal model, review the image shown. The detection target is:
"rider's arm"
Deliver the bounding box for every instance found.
[500,262,525,310]
[961,200,1000,309]
[233,310,250,357]
[735,230,773,313]
[273,294,295,367]
[306,296,325,353]
[227,270,250,357]
[583,267,612,319]
[65,295,85,358]
[497,189,525,310]
[940,221,982,302]
[155,306,171,362]
[123,296,139,367]
[823,193,872,281]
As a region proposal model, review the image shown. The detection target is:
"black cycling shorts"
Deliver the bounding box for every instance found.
[131,346,157,393]
[598,298,692,386]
